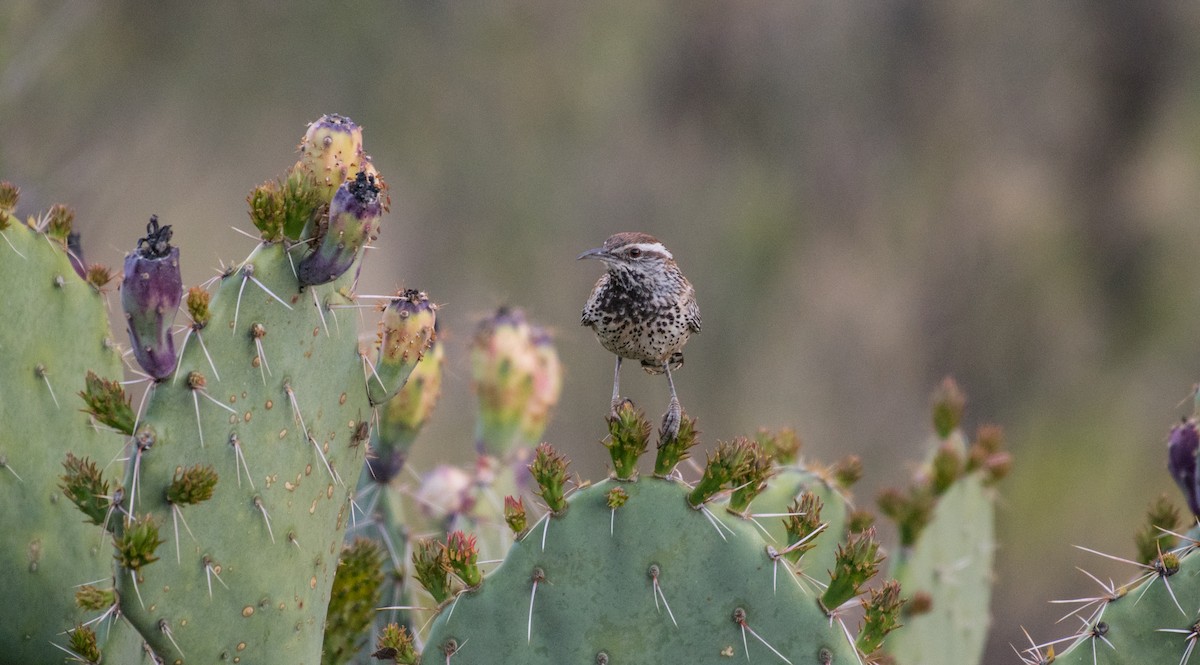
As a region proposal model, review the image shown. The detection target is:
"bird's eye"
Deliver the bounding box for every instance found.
[627,248,642,258]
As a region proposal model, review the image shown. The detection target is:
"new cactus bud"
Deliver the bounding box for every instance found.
[114,514,164,571]
[504,495,527,534]
[373,623,418,665]
[654,413,699,476]
[60,453,112,527]
[687,438,753,507]
[755,427,801,465]
[728,438,772,514]
[165,464,218,505]
[323,539,385,665]
[877,485,935,548]
[0,180,17,228]
[74,585,115,611]
[931,376,966,439]
[367,288,437,405]
[856,579,904,655]
[79,371,135,435]
[185,285,211,329]
[297,171,383,287]
[247,180,286,242]
[930,443,962,495]
[446,531,482,588]
[781,492,823,564]
[371,337,444,482]
[45,203,74,243]
[85,264,115,291]
[121,215,182,380]
[821,527,884,612]
[833,454,864,489]
[606,486,629,509]
[296,113,365,202]
[847,509,876,534]
[530,442,570,513]
[67,230,87,278]
[1135,494,1180,565]
[1167,419,1200,517]
[605,399,650,480]
[66,625,102,664]
[412,538,453,604]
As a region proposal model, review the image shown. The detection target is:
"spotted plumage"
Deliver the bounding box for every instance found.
[578,232,700,438]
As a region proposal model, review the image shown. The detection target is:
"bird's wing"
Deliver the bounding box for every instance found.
[685,287,701,334]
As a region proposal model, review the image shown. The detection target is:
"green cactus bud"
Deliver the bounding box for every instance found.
[372,623,419,664]
[0,180,17,229]
[755,427,801,465]
[688,438,753,507]
[821,527,884,612]
[605,399,650,480]
[114,514,164,571]
[367,288,437,405]
[185,285,211,329]
[43,203,74,244]
[447,531,483,588]
[247,180,286,242]
[654,413,699,476]
[728,438,772,514]
[930,443,962,495]
[833,454,864,489]
[78,371,136,435]
[121,215,182,380]
[323,538,385,665]
[857,579,904,655]
[606,486,629,509]
[781,492,823,564]
[74,584,115,611]
[371,338,444,482]
[504,495,527,534]
[66,624,102,664]
[296,113,365,202]
[164,464,218,505]
[846,509,876,534]
[85,263,115,291]
[412,538,453,604]
[931,376,965,439]
[1134,494,1181,565]
[298,171,384,287]
[530,443,570,514]
[60,453,113,527]
[280,168,325,241]
[878,485,935,547]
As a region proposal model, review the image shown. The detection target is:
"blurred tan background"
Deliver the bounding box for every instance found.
[5,1,1200,660]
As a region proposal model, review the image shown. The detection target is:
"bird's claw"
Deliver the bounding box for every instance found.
[660,399,682,441]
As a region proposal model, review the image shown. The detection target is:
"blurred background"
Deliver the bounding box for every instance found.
[4,1,1200,660]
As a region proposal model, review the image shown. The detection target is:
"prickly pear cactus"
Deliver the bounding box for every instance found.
[0,195,129,664]
[47,114,436,665]
[881,379,1009,665]
[415,406,890,665]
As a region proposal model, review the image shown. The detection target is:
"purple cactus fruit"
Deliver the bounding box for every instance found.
[121,216,182,380]
[296,171,382,287]
[1168,419,1200,517]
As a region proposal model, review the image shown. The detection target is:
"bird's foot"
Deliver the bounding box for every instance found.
[610,396,625,421]
[660,398,682,441]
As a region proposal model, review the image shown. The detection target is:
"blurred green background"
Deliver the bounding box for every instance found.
[5,1,1200,660]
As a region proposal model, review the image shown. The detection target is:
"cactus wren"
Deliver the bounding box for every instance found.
[579,232,701,439]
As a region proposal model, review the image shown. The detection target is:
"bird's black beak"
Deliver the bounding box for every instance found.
[577,247,606,261]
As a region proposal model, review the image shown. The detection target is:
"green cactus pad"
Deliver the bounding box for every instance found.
[753,464,851,578]
[423,476,859,664]
[0,222,126,664]
[114,243,371,664]
[885,431,995,665]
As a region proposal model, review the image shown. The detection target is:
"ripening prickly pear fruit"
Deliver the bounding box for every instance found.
[121,216,182,380]
[366,289,438,406]
[371,337,444,482]
[471,308,563,456]
[296,113,365,202]
[297,171,383,287]
[1167,419,1200,517]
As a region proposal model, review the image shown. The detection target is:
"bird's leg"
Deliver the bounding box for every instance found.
[661,362,682,440]
[610,356,623,418]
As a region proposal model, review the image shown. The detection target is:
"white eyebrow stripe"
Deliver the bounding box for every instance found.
[630,242,671,259]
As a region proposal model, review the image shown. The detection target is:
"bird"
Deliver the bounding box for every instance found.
[578,232,701,440]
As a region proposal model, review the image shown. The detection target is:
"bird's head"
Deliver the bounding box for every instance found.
[577,232,675,277]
